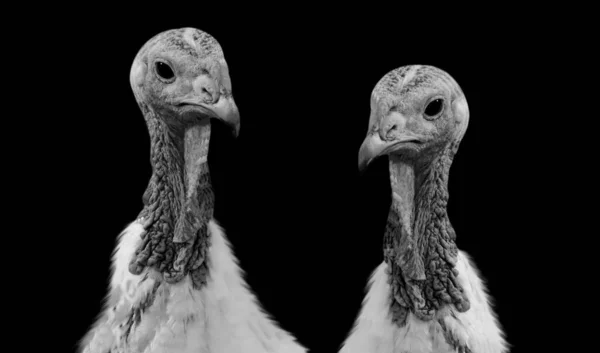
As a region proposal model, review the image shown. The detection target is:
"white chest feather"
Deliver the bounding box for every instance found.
[339,252,508,353]
[80,220,306,353]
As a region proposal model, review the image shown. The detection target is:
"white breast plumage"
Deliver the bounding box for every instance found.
[341,252,506,353]
[81,220,305,353]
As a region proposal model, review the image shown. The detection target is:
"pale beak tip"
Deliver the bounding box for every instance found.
[358,161,369,173]
[358,154,371,172]
[358,133,382,173]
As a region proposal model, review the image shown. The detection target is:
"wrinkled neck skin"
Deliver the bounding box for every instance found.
[384,143,470,327]
[129,107,214,289]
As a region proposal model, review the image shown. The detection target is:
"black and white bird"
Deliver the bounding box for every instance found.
[79,28,306,353]
[340,65,507,353]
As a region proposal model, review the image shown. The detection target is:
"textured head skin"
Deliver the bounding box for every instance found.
[359,65,469,169]
[125,29,239,287]
[129,28,239,135]
[357,66,474,324]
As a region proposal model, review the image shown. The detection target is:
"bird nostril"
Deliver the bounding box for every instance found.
[201,87,214,102]
[383,124,398,140]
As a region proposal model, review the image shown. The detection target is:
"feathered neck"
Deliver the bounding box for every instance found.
[128,107,214,289]
[384,141,470,326]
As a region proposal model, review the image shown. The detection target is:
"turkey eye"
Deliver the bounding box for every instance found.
[424,98,443,117]
[155,61,175,81]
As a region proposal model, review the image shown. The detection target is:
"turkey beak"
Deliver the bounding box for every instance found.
[358,112,421,171]
[176,63,240,137]
[205,93,240,138]
[358,132,390,172]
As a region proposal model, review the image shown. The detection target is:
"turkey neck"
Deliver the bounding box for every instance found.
[179,120,214,243]
[129,112,214,289]
[384,143,470,326]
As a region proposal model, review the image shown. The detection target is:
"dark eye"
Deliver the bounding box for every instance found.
[155,61,175,81]
[424,98,444,118]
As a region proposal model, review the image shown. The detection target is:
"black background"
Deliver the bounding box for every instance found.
[33,13,559,353]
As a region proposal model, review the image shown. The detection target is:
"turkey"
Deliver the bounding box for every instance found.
[79,28,306,353]
[340,65,508,353]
